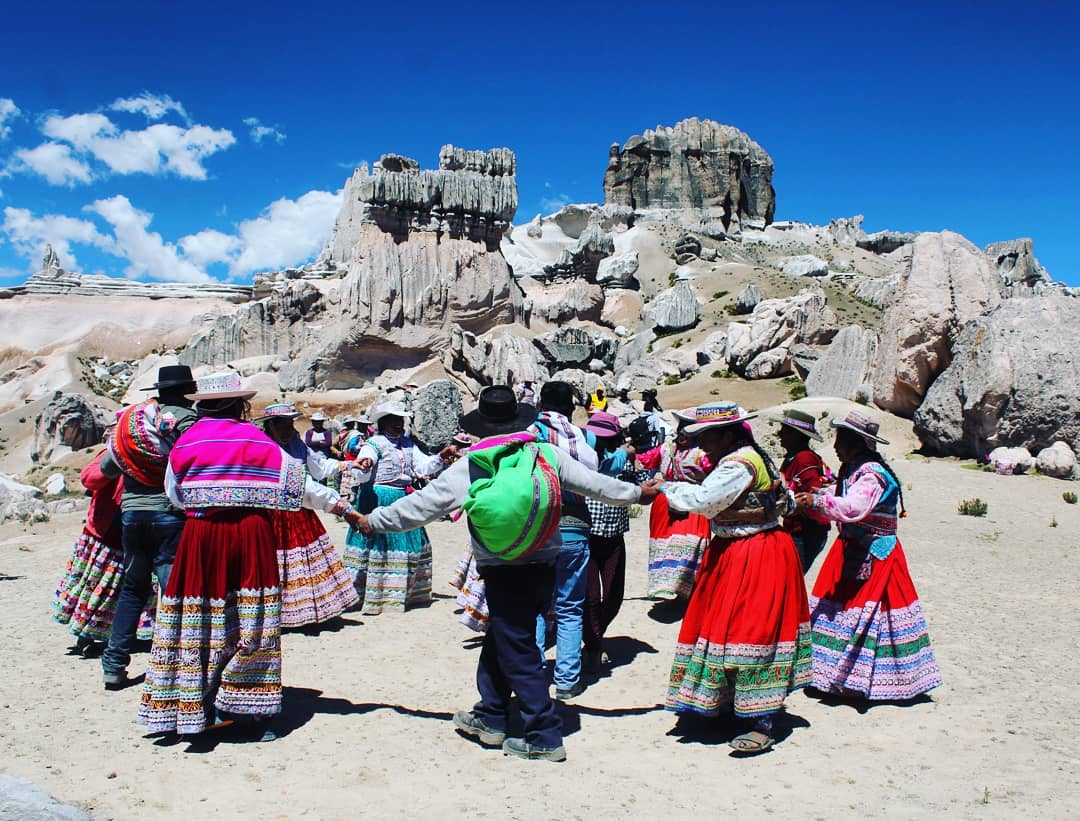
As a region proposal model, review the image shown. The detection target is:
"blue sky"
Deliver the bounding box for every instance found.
[1,0,1077,287]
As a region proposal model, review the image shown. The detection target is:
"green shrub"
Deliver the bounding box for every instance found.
[711,290,729,300]
[710,368,735,379]
[957,498,988,517]
[664,374,682,386]
[1063,491,1078,504]
[627,505,642,519]
[820,410,830,419]
[854,391,871,406]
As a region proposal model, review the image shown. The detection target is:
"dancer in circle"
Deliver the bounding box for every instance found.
[775,409,832,572]
[661,402,811,755]
[258,403,359,628]
[796,411,942,702]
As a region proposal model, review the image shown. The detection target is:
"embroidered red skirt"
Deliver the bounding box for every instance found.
[667,528,811,718]
[139,509,282,734]
[647,493,712,599]
[272,508,358,628]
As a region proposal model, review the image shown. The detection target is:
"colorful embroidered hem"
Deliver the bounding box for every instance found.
[138,588,283,734]
[449,547,488,633]
[646,493,710,599]
[666,628,812,717]
[344,484,432,615]
[274,509,359,627]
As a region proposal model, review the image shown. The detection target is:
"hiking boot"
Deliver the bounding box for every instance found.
[502,737,567,762]
[453,711,506,747]
[554,682,585,701]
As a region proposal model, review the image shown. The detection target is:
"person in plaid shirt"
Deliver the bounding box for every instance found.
[581,412,636,672]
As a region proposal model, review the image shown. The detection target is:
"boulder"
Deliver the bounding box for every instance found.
[806,325,878,401]
[828,215,866,247]
[852,274,897,309]
[603,118,775,234]
[411,380,463,451]
[31,393,110,463]
[789,343,820,379]
[645,280,701,332]
[744,349,791,379]
[674,234,702,264]
[547,369,604,405]
[526,280,604,324]
[695,331,728,366]
[913,291,1080,457]
[533,328,617,370]
[0,774,90,821]
[525,214,543,239]
[873,231,1003,417]
[735,283,761,315]
[1036,442,1077,479]
[45,473,67,495]
[550,204,595,240]
[725,289,839,378]
[984,238,1051,290]
[0,474,46,524]
[988,446,1035,475]
[448,326,548,388]
[615,349,698,394]
[595,251,640,288]
[857,231,916,255]
[782,255,829,278]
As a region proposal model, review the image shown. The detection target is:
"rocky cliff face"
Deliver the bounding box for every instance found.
[185,145,522,389]
[603,118,775,235]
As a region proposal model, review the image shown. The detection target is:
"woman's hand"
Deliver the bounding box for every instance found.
[345,510,373,535]
[438,445,460,463]
[637,476,665,505]
[355,457,374,471]
[794,491,815,510]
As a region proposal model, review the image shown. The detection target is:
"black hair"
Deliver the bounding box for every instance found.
[196,397,250,420]
[836,429,907,515]
[729,425,781,482]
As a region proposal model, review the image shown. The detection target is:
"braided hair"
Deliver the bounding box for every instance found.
[836,429,907,516]
[729,424,782,482]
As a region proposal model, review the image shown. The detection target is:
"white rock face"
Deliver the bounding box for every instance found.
[806,325,878,401]
[988,446,1035,475]
[615,349,698,394]
[448,326,548,387]
[45,473,67,495]
[644,280,701,332]
[725,289,838,378]
[525,280,604,324]
[873,231,1003,416]
[1036,442,1077,479]
[0,473,46,523]
[596,251,640,287]
[782,255,829,277]
[695,331,728,365]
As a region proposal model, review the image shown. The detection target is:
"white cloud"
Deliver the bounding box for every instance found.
[243,117,286,145]
[539,193,572,213]
[111,92,188,122]
[85,195,210,283]
[227,189,341,276]
[0,98,19,140]
[8,142,93,186]
[35,112,235,182]
[179,228,240,268]
[1,205,113,269]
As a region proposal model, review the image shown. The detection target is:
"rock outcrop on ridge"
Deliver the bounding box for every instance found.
[603,118,775,235]
[31,393,111,464]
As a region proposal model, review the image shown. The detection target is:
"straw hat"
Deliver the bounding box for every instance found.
[775,408,824,442]
[370,400,412,425]
[254,403,302,423]
[310,411,328,422]
[184,371,256,401]
[683,401,757,435]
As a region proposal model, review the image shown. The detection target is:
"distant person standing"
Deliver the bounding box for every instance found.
[517,379,537,406]
[99,364,197,690]
[305,411,335,458]
[586,385,608,416]
[642,389,662,414]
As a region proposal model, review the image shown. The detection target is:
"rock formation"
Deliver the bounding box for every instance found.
[735,283,762,315]
[984,238,1051,291]
[533,327,617,371]
[595,251,640,288]
[805,325,878,402]
[447,326,548,389]
[724,290,838,379]
[782,255,829,278]
[603,118,775,235]
[857,231,916,255]
[0,474,46,524]
[873,231,1002,417]
[912,290,1080,457]
[31,393,111,463]
[410,380,464,451]
[644,280,701,333]
[1036,442,1077,479]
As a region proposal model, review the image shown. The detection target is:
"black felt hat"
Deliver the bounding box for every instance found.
[140,365,196,391]
[460,385,538,437]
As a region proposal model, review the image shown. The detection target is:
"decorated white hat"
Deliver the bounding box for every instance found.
[310,411,328,422]
[254,403,302,423]
[683,401,757,435]
[370,400,412,425]
[184,371,256,402]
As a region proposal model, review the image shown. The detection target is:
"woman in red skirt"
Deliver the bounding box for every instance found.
[660,403,810,755]
[796,411,941,701]
[258,403,359,628]
[645,410,714,600]
[138,373,364,740]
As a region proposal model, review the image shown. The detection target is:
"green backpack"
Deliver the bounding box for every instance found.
[463,434,563,561]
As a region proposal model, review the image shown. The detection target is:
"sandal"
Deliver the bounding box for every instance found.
[728,730,775,754]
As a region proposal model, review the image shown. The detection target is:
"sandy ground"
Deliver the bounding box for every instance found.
[1,450,1079,820]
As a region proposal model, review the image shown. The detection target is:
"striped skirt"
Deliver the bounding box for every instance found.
[272,508,359,627]
[53,530,155,644]
[667,529,811,718]
[449,545,488,633]
[809,537,941,700]
[647,493,712,599]
[138,509,282,735]
[343,484,432,615]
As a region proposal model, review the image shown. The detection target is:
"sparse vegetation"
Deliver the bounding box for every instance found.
[820,410,830,419]
[1063,491,1078,505]
[710,368,736,379]
[664,374,682,386]
[711,290,729,300]
[781,376,807,401]
[723,304,739,315]
[627,505,642,519]
[1050,516,1058,528]
[854,390,871,406]
[958,498,988,517]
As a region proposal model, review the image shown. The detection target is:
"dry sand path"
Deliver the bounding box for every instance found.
[1,459,1078,819]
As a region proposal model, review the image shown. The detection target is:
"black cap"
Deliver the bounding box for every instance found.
[140,365,196,391]
[460,385,538,437]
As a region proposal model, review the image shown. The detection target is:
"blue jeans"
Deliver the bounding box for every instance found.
[102,510,185,675]
[793,523,831,574]
[536,531,590,690]
[475,562,561,748]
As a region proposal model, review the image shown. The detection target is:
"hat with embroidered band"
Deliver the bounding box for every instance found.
[460,385,538,437]
[830,410,890,446]
[775,408,823,442]
[310,411,328,422]
[370,400,412,425]
[683,401,757,435]
[582,411,622,438]
[184,371,256,401]
[140,364,196,391]
[254,403,302,423]
[673,407,697,423]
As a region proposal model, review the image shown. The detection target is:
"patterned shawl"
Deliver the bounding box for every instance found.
[108,399,179,487]
[169,417,305,511]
